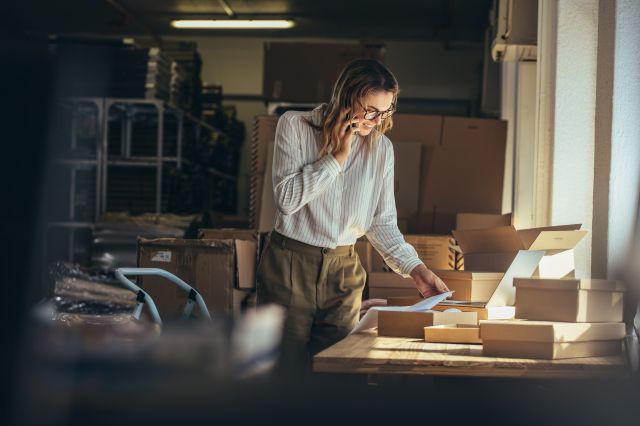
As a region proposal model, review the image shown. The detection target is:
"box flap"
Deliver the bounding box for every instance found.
[480,320,625,342]
[516,224,582,249]
[453,226,524,254]
[514,277,626,292]
[432,270,504,281]
[235,240,258,289]
[486,250,545,307]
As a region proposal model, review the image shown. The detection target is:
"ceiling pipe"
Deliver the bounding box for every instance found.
[105,0,162,44]
[217,0,236,18]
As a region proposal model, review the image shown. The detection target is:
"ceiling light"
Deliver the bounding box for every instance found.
[171,20,295,29]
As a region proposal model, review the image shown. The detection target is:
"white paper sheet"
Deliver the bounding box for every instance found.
[350,291,453,334]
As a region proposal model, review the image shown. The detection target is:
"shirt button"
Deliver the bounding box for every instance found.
[322,248,328,254]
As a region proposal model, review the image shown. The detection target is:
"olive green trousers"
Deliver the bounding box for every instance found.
[257,231,366,372]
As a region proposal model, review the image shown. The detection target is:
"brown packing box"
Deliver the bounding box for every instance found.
[424,324,482,344]
[455,213,512,230]
[197,228,259,290]
[378,310,477,338]
[422,117,507,216]
[432,270,504,302]
[393,143,422,219]
[368,235,455,272]
[453,224,588,277]
[369,287,421,299]
[480,320,625,359]
[138,238,239,318]
[263,42,384,102]
[514,278,625,322]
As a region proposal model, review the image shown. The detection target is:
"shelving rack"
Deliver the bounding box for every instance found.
[46,97,236,265]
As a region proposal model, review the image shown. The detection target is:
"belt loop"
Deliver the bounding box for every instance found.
[350,246,354,256]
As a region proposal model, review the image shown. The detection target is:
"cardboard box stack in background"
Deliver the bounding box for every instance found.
[386,115,508,235]
[249,116,278,231]
[137,231,260,319]
[263,42,385,103]
[480,277,626,359]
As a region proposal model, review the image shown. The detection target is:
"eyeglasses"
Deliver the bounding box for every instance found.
[359,102,396,121]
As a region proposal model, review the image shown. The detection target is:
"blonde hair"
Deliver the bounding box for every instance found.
[309,58,399,156]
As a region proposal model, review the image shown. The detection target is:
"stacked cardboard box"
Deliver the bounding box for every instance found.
[263,42,385,103]
[480,277,626,359]
[386,115,508,235]
[249,116,278,230]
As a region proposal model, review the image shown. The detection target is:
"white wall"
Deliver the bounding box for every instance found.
[608,0,640,277]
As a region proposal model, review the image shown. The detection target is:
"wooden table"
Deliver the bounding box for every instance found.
[313,331,629,379]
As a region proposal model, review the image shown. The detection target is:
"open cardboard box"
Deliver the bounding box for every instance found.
[434,250,546,322]
[453,224,588,278]
[424,324,482,344]
[480,320,625,360]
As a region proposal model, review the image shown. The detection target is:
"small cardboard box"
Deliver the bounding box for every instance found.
[453,224,588,278]
[424,324,482,344]
[432,270,504,302]
[480,320,625,359]
[514,278,625,322]
[432,303,516,322]
[378,310,477,338]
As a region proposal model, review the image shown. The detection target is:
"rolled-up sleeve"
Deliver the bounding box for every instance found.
[272,112,342,215]
[365,140,424,277]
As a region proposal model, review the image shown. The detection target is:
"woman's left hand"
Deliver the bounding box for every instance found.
[410,264,450,298]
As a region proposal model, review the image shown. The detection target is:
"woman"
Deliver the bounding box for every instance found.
[257,58,449,370]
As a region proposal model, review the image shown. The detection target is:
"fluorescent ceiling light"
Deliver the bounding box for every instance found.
[171,19,295,29]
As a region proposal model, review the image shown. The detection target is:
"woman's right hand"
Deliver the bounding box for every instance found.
[333,112,360,166]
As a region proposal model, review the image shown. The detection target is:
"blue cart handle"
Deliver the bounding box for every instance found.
[115,268,212,326]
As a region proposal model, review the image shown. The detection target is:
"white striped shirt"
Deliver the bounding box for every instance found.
[272,105,423,278]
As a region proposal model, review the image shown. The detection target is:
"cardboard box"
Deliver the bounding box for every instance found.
[480,320,625,359]
[455,213,512,230]
[514,278,625,322]
[386,115,507,235]
[422,117,507,216]
[198,228,258,241]
[263,42,384,103]
[378,310,478,338]
[453,224,588,278]
[386,295,514,322]
[432,270,504,302]
[197,229,259,290]
[369,235,455,272]
[137,238,240,318]
[393,143,422,218]
[424,324,482,344]
[367,269,419,300]
[432,303,516,322]
[368,287,422,299]
[434,250,545,322]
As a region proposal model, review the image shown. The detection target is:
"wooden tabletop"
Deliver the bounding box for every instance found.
[313,331,629,379]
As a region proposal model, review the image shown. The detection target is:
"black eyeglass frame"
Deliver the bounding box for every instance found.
[357,101,397,121]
